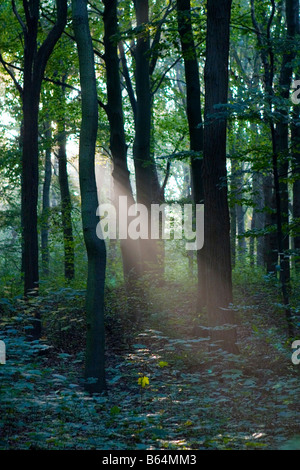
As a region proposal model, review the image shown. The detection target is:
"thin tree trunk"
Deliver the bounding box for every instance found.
[290,3,300,273]
[19,120,25,276]
[232,159,246,260]
[252,171,265,267]
[236,203,246,258]
[176,0,205,309]
[251,0,294,337]
[230,203,237,268]
[250,208,255,267]
[133,0,160,274]
[271,125,293,336]
[275,0,299,284]
[102,0,142,282]
[72,0,107,394]
[41,120,52,277]
[57,79,75,281]
[291,101,300,272]
[263,174,278,272]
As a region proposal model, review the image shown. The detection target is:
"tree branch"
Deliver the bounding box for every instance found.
[87,1,103,17]
[12,0,27,35]
[231,48,251,86]
[0,52,23,97]
[151,55,182,96]
[119,40,137,121]
[159,158,171,200]
[149,0,174,76]
[36,0,68,82]
[41,10,105,60]
[0,56,107,111]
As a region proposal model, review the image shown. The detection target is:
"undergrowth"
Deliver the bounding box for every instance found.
[0,266,300,450]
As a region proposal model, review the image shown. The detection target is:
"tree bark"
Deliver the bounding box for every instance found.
[41,120,52,277]
[57,78,75,282]
[72,0,107,394]
[263,179,278,274]
[275,0,299,284]
[102,0,142,282]
[252,171,265,267]
[230,204,237,268]
[290,2,300,272]
[236,203,246,257]
[133,0,161,274]
[251,0,294,336]
[176,0,206,309]
[203,0,238,353]
[19,0,67,339]
[291,101,300,272]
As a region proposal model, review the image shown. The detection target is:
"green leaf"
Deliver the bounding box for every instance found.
[138,376,149,388]
[158,361,169,368]
[110,406,121,416]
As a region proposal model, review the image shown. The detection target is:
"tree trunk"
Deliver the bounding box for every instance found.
[41,121,52,277]
[290,2,300,273]
[263,174,278,272]
[252,171,265,267]
[250,208,255,267]
[236,203,246,258]
[102,0,142,281]
[203,0,238,353]
[274,0,299,284]
[230,204,237,268]
[251,0,295,336]
[22,86,40,299]
[72,0,107,394]
[19,0,67,340]
[133,0,161,274]
[57,79,75,281]
[176,0,206,309]
[291,102,300,272]
[231,159,246,261]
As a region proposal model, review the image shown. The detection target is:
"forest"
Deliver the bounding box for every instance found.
[0,0,300,452]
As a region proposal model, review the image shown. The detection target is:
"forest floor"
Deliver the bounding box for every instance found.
[0,269,300,450]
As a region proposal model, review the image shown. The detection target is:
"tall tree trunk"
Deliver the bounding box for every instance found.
[19,0,67,340]
[22,87,40,299]
[291,101,300,272]
[72,0,107,394]
[263,174,278,272]
[252,171,265,267]
[236,203,246,258]
[41,120,52,277]
[290,2,300,273]
[251,0,294,336]
[232,158,246,261]
[203,0,238,353]
[250,208,255,267]
[102,0,141,281]
[176,0,205,309]
[19,120,25,276]
[275,0,299,284]
[229,151,238,268]
[57,124,75,282]
[57,79,75,281]
[133,0,160,274]
[230,204,237,268]
[133,0,153,208]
